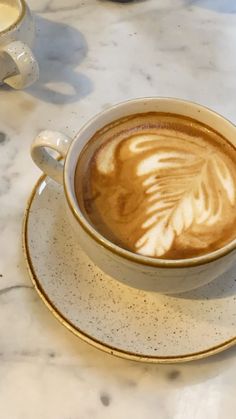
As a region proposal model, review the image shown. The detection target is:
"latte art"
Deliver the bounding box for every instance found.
[75,113,236,259]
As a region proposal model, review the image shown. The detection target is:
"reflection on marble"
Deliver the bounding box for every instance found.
[0,0,236,418]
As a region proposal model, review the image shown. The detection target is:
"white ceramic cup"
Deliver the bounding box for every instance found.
[31,98,236,294]
[0,0,39,89]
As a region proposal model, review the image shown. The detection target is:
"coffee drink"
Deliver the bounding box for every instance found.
[0,4,19,32]
[75,112,236,260]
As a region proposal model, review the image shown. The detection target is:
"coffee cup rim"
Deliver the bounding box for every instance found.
[0,0,26,35]
[64,96,236,268]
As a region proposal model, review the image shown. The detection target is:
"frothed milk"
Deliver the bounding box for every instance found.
[75,113,236,260]
[0,4,19,32]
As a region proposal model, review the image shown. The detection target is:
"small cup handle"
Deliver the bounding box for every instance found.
[2,40,39,89]
[31,130,72,185]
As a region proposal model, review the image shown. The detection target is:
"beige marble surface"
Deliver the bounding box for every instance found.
[0,1,236,418]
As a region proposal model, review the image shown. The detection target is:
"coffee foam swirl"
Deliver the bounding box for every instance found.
[75,113,236,259]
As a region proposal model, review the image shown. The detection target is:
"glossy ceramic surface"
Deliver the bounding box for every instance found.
[0,0,39,89]
[23,175,236,363]
[31,98,236,293]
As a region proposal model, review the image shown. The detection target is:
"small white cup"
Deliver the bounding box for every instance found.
[0,0,39,89]
[31,98,236,294]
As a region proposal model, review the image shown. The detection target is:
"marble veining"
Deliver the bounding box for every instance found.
[1,0,236,418]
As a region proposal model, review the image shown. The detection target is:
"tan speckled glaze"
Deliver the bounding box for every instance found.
[23,175,236,363]
[0,0,39,89]
[31,98,236,294]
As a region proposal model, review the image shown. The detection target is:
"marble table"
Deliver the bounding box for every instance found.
[1,0,236,417]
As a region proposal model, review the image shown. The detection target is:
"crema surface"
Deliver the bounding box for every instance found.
[75,113,236,259]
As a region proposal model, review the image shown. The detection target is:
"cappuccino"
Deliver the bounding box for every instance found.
[75,112,236,259]
[0,4,19,32]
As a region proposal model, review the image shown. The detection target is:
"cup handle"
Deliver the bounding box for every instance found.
[31,130,72,185]
[2,40,39,89]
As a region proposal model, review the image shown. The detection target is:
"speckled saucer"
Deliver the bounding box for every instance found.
[23,176,236,363]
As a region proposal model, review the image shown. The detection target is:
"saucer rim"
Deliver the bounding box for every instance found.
[22,174,236,364]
